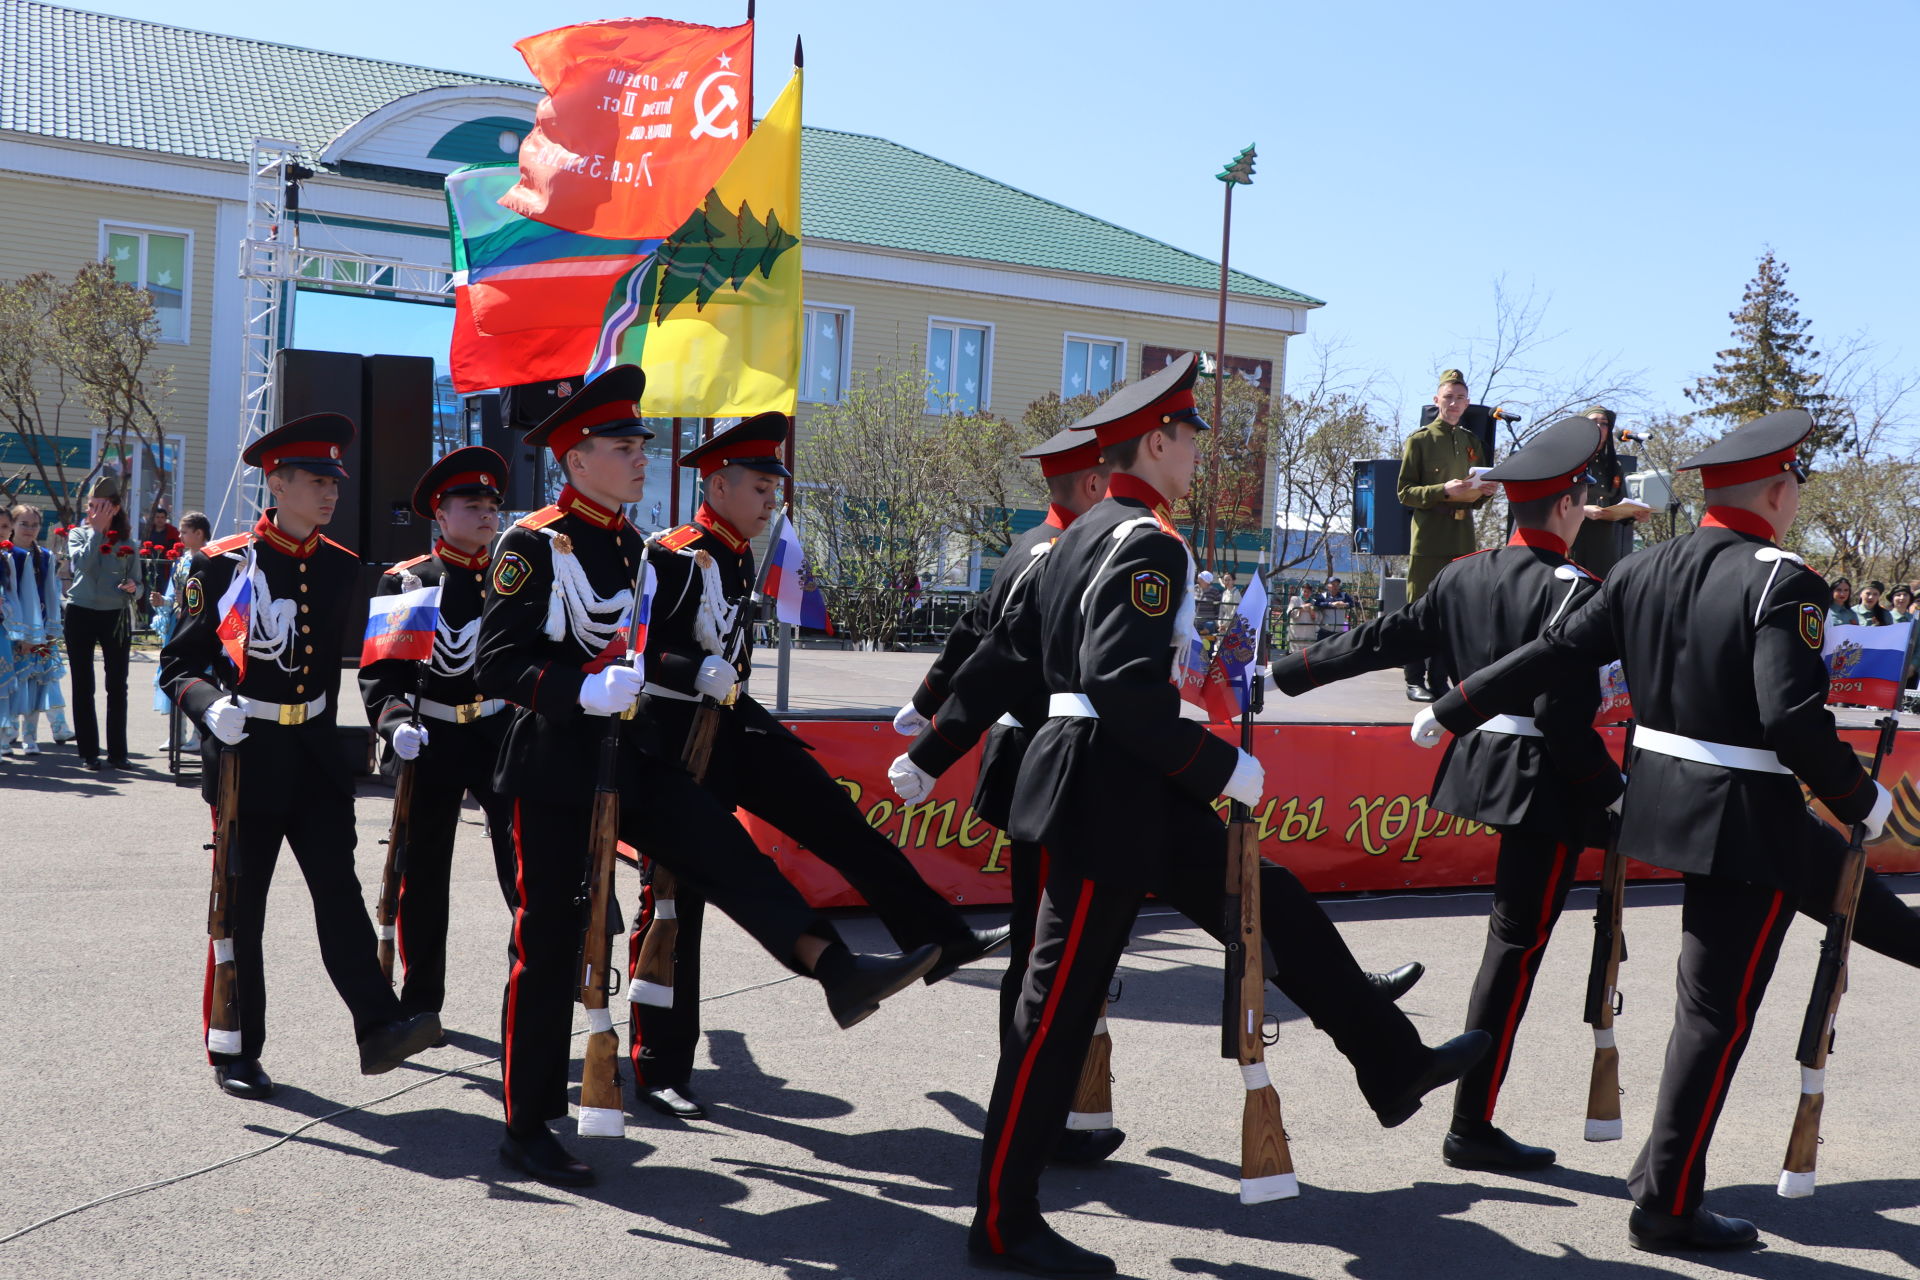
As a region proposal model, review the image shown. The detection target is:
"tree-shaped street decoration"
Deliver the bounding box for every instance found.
[647,190,799,322]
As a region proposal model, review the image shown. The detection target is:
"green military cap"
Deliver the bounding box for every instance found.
[1437,368,1468,389]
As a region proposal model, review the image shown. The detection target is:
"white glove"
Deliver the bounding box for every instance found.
[888,753,934,803]
[1863,780,1895,842]
[580,664,644,716]
[1410,706,1445,749]
[206,698,249,746]
[393,722,430,761]
[695,655,737,701]
[1221,749,1264,807]
[1607,774,1628,817]
[893,703,930,737]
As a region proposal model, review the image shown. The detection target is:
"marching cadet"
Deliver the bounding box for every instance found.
[477,367,939,1189]
[1396,369,1495,702]
[1425,408,1920,1251]
[160,415,442,1100]
[624,412,1010,1121]
[1272,416,1623,1173]
[941,354,1488,1277]
[358,447,519,1021]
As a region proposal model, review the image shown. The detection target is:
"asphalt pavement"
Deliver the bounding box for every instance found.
[6,650,1920,1279]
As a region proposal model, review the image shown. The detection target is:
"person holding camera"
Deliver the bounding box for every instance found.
[1397,369,1494,701]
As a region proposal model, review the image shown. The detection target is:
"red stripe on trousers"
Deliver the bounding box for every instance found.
[202,804,217,1059]
[1672,888,1785,1215]
[503,800,531,1128]
[1482,841,1569,1120]
[985,868,1096,1252]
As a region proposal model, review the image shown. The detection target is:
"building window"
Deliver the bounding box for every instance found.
[1063,334,1124,398]
[926,318,992,413]
[800,305,851,403]
[101,223,192,344]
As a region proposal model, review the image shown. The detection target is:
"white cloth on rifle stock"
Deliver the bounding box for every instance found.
[628,979,674,1008]
[206,1027,243,1055]
[377,924,396,941]
[1633,725,1790,774]
[1476,714,1542,737]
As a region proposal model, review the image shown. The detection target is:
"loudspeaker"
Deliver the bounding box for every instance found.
[471,391,545,512]
[359,354,435,571]
[501,376,583,428]
[1352,459,1411,557]
[274,348,366,551]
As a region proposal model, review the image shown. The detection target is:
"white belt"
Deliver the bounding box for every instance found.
[1635,726,1791,775]
[642,682,700,703]
[416,697,505,724]
[1048,693,1097,719]
[994,712,1024,730]
[1477,714,1541,738]
[237,693,327,726]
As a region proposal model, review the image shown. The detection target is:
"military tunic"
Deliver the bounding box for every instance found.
[1397,418,1489,597]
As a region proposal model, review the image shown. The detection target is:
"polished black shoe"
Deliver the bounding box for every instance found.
[1443,1124,1556,1171]
[639,1085,708,1120]
[1050,1126,1127,1167]
[819,943,941,1029]
[967,1221,1115,1276]
[105,754,133,770]
[213,1059,276,1100]
[1369,962,1425,1002]
[1406,684,1436,703]
[80,757,104,772]
[499,1126,596,1188]
[1628,1205,1759,1253]
[358,1011,443,1074]
[927,924,1015,984]
[1374,1030,1492,1128]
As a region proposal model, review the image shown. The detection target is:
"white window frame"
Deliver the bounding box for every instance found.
[1060,332,1127,399]
[99,221,195,346]
[799,301,855,404]
[925,316,995,413]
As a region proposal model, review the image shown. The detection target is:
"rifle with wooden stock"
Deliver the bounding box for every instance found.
[373,696,422,985]
[205,725,243,1059]
[1582,722,1634,1142]
[1778,711,1900,1197]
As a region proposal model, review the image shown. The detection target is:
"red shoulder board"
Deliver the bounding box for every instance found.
[386,554,431,576]
[204,532,252,557]
[656,524,703,553]
[1450,547,1496,562]
[517,505,564,531]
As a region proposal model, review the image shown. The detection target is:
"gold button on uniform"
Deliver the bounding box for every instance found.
[298,563,307,573]
[299,603,310,614]
[299,583,309,594]
[296,684,305,694]
[300,625,310,634]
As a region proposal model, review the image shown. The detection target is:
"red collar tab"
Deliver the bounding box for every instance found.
[1092,387,1197,447]
[1043,503,1075,531]
[254,511,320,558]
[692,439,784,477]
[1507,526,1569,556]
[558,485,623,530]
[547,402,644,460]
[1105,473,1179,535]
[435,539,490,571]
[1701,505,1779,541]
[1700,446,1800,488]
[1038,437,1106,478]
[694,503,750,552]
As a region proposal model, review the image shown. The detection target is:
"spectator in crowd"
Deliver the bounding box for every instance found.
[1311,577,1357,641]
[1888,584,1914,623]
[1218,572,1240,610]
[64,479,139,771]
[7,502,71,753]
[1827,577,1860,627]
[1193,570,1224,635]
[149,510,210,752]
[1397,368,1494,701]
[0,508,17,739]
[145,504,180,549]
[1858,580,1893,627]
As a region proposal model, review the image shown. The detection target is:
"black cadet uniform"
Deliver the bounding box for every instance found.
[625,414,1004,1113]
[159,415,438,1099]
[1430,409,1920,1248]
[958,355,1487,1274]
[358,448,519,1018]
[1275,417,1624,1167]
[477,369,936,1175]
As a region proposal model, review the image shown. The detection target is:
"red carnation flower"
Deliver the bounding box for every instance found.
[167,549,181,561]
[171,540,184,552]
[0,541,12,552]
[116,545,134,557]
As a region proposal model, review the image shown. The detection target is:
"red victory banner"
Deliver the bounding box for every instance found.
[502,17,754,239]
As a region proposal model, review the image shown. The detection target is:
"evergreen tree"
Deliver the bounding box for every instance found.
[1685,250,1843,454]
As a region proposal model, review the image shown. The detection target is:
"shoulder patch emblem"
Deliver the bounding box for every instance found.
[657,524,703,553]
[1130,569,1171,617]
[1799,603,1823,650]
[493,551,533,597]
[184,578,204,616]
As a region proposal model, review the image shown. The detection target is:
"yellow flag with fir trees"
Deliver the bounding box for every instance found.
[588,70,801,416]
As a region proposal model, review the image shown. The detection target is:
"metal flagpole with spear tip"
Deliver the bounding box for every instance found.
[1209,144,1255,572]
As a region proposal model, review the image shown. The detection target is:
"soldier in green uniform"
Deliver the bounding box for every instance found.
[1397,369,1494,701]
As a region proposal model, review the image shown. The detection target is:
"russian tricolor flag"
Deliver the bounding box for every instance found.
[362,583,442,665]
[214,548,256,681]
[1212,572,1270,716]
[1824,622,1913,711]
[766,512,835,635]
[584,562,657,677]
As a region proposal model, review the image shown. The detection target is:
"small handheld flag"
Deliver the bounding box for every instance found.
[362,584,443,665]
[1214,573,1270,715]
[214,548,256,681]
[765,511,835,635]
[1824,622,1912,711]
[583,561,656,677]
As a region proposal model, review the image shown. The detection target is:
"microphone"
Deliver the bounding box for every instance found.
[1617,428,1650,444]
[1490,407,1524,423]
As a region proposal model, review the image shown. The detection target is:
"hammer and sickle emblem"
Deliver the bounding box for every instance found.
[690,70,741,140]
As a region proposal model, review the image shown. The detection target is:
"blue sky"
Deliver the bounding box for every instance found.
[105,0,1919,428]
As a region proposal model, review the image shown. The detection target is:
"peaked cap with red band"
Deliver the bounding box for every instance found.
[1480,415,1605,502]
[244,413,356,479]
[1022,426,1104,478]
[1071,350,1212,447]
[524,364,655,460]
[1680,408,1813,488]
[679,411,793,479]
[412,445,508,520]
